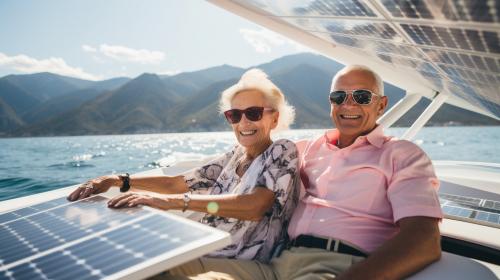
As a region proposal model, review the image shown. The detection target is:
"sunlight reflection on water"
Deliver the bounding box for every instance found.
[0,126,499,201]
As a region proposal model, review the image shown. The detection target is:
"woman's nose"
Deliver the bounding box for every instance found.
[239,114,252,124]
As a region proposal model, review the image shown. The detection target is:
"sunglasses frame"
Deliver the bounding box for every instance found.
[329,89,381,106]
[223,106,275,124]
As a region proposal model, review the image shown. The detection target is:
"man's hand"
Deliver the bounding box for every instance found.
[337,216,441,280]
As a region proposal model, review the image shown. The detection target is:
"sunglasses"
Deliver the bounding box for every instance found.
[329,89,380,105]
[224,106,275,124]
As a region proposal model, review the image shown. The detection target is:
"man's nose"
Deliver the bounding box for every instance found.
[343,94,357,106]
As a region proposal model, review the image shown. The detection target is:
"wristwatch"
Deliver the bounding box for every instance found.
[182,192,191,212]
[118,173,130,192]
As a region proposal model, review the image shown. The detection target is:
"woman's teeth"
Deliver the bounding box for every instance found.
[240,130,257,136]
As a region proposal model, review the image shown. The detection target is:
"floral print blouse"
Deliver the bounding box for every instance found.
[182,139,299,262]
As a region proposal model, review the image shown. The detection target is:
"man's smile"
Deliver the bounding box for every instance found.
[340,114,361,120]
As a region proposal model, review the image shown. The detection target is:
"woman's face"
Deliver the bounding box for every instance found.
[229,90,278,149]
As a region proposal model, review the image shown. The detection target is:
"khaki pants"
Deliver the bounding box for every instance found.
[150,247,365,280]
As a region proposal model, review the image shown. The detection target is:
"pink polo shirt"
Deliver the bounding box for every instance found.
[288,126,443,253]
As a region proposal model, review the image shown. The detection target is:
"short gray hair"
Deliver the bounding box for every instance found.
[331,65,384,96]
[219,68,295,131]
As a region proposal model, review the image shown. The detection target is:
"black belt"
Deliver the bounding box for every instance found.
[291,235,368,257]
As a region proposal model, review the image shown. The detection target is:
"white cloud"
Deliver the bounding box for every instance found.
[240,28,286,53]
[83,44,165,64]
[240,28,314,53]
[0,52,100,80]
[82,45,97,53]
[158,70,180,76]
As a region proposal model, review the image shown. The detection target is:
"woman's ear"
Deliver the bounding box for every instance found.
[271,111,279,129]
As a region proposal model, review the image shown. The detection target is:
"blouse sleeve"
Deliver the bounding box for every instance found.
[182,148,235,194]
[255,139,299,207]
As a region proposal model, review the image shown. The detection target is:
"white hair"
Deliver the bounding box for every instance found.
[219,68,295,131]
[331,65,384,96]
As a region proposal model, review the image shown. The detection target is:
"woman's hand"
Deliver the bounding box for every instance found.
[67,175,119,201]
[107,193,178,210]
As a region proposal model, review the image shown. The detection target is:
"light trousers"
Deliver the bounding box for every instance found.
[150,247,365,280]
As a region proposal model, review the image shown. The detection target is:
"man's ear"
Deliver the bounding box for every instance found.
[378,96,388,117]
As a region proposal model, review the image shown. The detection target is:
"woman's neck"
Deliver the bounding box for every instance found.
[244,138,273,159]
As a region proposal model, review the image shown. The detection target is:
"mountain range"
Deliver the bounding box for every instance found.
[0,53,498,137]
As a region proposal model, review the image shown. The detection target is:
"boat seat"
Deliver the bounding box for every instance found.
[407,252,497,279]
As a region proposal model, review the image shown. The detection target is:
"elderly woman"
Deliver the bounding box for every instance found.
[67,69,298,262]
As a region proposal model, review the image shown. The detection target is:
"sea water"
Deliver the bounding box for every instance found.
[0,126,499,202]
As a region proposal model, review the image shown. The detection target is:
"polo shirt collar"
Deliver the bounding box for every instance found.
[323,125,385,149]
[366,125,385,148]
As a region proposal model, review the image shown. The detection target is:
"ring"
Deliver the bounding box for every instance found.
[82,183,94,191]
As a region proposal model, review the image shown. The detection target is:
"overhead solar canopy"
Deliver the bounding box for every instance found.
[211,0,500,120]
[0,196,230,280]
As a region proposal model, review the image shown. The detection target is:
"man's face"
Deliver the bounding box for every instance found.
[330,69,387,138]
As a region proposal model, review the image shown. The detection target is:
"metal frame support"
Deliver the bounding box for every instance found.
[402,91,449,140]
[378,93,421,128]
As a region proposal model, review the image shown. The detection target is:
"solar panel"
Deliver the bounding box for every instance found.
[225,0,500,119]
[381,0,499,23]
[439,193,500,229]
[234,0,378,17]
[0,196,230,280]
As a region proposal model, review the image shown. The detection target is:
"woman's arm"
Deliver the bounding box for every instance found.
[108,187,275,221]
[67,174,189,201]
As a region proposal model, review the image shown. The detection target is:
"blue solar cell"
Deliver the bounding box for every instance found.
[457,208,473,218]
[9,263,41,280]
[469,1,494,23]
[0,212,20,224]
[487,213,500,224]
[466,30,487,52]
[31,197,71,211]
[476,212,489,221]
[450,29,473,50]
[442,206,456,217]
[484,57,500,73]
[484,31,500,54]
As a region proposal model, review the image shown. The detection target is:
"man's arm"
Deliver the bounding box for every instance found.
[337,216,441,280]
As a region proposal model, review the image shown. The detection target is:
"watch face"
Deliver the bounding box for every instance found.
[183,193,190,202]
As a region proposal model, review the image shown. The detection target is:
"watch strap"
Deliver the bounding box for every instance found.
[119,173,130,192]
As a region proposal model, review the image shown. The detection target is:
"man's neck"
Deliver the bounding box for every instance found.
[337,126,377,149]
[337,135,356,149]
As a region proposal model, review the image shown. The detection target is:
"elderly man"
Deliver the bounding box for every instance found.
[164,65,443,280]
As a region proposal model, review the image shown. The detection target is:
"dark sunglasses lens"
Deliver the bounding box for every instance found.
[329,91,346,105]
[352,90,372,105]
[244,107,264,121]
[224,110,241,123]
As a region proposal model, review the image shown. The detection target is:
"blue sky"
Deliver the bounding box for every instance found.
[0,0,309,80]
